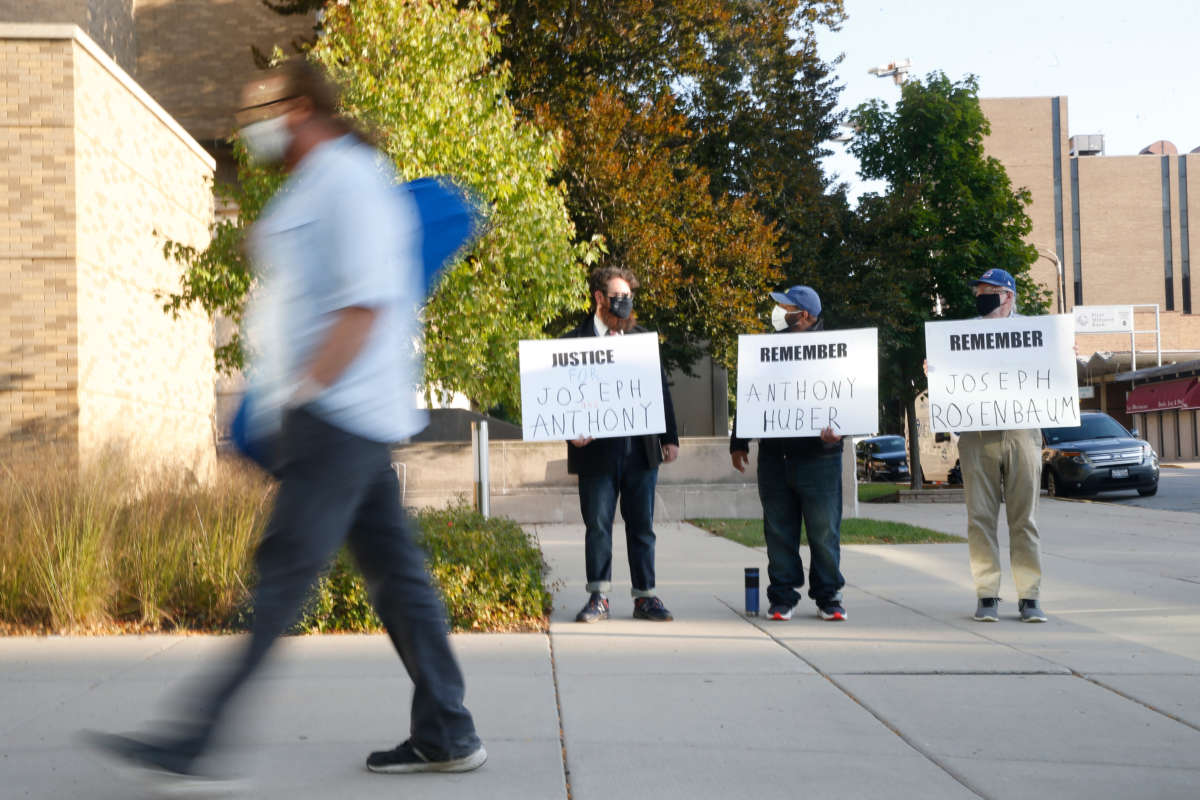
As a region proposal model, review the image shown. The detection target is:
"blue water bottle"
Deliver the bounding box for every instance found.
[744,567,759,616]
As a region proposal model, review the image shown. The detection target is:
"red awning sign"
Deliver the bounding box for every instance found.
[1126,378,1200,413]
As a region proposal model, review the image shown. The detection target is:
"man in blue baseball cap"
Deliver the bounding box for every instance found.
[959,267,1047,623]
[969,268,1018,317]
[730,285,847,622]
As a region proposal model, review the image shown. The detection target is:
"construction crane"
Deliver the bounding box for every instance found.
[868,58,912,85]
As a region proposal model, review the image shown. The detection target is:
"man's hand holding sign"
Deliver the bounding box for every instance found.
[734,328,879,441]
[924,315,1079,433]
[518,333,667,442]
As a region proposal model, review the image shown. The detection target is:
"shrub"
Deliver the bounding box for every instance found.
[293,501,552,634]
[0,449,550,634]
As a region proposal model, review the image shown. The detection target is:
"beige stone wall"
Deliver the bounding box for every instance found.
[1,26,216,473]
[69,34,216,471]
[0,1,136,74]
[0,37,79,443]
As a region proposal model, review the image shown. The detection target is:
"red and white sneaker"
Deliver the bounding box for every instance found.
[818,602,846,621]
[767,604,793,621]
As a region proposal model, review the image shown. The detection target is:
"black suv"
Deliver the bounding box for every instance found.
[1041,412,1159,498]
[855,435,910,482]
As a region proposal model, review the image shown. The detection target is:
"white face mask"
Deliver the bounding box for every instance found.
[771,305,790,331]
[240,115,292,165]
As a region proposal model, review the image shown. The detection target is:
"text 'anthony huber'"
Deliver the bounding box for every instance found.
[744,340,853,433]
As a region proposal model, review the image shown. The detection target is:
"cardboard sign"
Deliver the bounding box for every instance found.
[925,315,1079,432]
[735,328,879,438]
[519,333,666,441]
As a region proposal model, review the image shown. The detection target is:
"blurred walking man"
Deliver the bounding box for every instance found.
[86,61,485,788]
[565,266,680,623]
[959,268,1047,623]
[730,285,847,622]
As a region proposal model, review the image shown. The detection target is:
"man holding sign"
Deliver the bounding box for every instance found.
[731,285,849,623]
[562,267,679,623]
[933,268,1054,623]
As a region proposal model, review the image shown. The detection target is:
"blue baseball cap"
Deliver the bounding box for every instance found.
[769,285,821,316]
[969,268,1016,292]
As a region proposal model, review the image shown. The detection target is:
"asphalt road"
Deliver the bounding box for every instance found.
[1083,466,1200,513]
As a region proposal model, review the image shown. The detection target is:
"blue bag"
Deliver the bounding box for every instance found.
[230,391,273,470]
[402,176,485,297]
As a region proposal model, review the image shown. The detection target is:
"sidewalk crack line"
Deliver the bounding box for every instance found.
[546,630,573,800]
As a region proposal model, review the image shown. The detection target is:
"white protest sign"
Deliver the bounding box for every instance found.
[519,332,666,441]
[925,315,1079,433]
[735,328,878,438]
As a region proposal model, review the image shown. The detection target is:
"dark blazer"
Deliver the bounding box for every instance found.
[562,316,679,476]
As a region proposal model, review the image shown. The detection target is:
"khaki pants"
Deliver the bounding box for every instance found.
[958,429,1043,600]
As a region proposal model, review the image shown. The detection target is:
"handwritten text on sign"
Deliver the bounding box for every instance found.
[519,333,666,441]
[924,315,1079,432]
[735,328,879,438]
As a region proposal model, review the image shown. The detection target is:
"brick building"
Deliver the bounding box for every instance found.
[1,2,313,466]
[979,97,1200,459]
[1,23,217,470]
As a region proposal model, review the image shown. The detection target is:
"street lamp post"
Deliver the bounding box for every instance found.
[1036,247,1065,314]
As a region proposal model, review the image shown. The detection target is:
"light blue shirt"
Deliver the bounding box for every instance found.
[245,135,427,443]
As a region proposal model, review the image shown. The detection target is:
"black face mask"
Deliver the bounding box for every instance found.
[607,295,633,319]
[975,293,1004,316]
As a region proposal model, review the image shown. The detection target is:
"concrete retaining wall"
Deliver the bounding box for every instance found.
[392,436,861,523]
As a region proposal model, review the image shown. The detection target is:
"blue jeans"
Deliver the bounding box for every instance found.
[578,464,659,597]
[757,450,844,608]
[170,408,480,763]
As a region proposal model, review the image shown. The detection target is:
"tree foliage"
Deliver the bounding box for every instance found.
[492,0,847,372]
[243,0,849,380]
[847,72,1044,479]
[165,0,593,413]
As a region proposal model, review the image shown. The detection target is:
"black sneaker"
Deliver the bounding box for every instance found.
[366,739,487,774]
[81,730,242,792]
[1018,598,1048,623]
[973,597,1000,622]
[766,603,793,621]
[632,596,674,621]
[818,601,847,621]
[575,593,609,623]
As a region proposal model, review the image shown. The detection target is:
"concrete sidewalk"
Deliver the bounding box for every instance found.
[3,498,1200,798]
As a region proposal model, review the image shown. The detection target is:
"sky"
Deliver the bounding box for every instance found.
[817,0,1200,202]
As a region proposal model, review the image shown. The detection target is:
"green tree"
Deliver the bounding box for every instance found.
[848,72,1044,485]
[248,0,847,379]
[165,0,594,414]
[492,1,848,373]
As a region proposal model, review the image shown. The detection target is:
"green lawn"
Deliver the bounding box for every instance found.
[857,482,901,502]
[688,517,964,546]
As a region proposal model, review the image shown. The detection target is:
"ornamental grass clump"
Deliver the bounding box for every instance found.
[0,448,550,634]
[0,446,269,633]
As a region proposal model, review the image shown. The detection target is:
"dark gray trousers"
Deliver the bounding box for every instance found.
[175,408,479,762]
